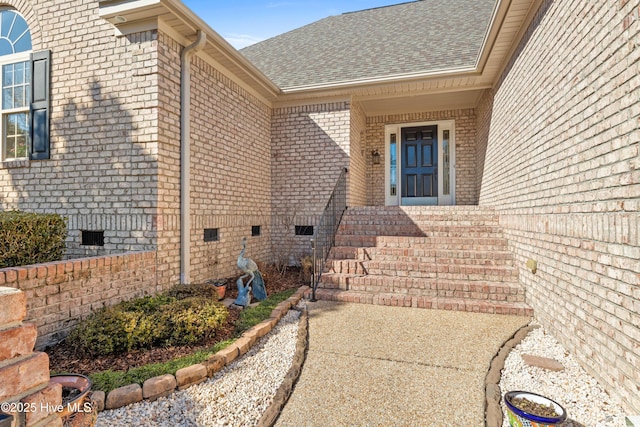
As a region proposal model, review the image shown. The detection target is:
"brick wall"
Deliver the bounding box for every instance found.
[477,0,640,412]
[349,101,368,206]
[0,251,158,349]
[156,32,182,289]
[0,0,159,258]
[366,109,478,206]
[0,287,62,427]
[156,32,273,284]
[189,55,272,281]
[271,102,352,261]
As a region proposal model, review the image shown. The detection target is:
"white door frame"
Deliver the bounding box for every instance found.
[384,120,456,206]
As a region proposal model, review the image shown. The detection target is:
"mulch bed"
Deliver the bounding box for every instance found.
[47,266,308,376]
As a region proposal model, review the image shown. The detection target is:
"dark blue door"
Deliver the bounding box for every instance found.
[401,125,438,205]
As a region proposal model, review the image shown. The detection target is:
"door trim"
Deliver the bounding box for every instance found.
[385,120,456,206]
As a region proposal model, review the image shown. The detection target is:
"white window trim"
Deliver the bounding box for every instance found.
[0,50,31,162]
[384,120,456,206]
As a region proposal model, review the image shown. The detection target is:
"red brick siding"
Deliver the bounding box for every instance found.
[0,251,158,349]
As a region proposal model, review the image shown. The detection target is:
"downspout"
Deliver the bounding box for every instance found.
[180,30,206,284]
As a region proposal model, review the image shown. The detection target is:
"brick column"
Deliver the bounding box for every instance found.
[0,287,62,427]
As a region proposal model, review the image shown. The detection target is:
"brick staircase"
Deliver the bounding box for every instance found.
[314,206,533,316]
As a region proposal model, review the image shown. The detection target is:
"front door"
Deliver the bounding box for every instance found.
[401,125,438,206]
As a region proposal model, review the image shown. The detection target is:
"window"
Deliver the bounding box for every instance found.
[0,8,50,163]
[0,9,30,161]
[389,133,397,196]
[251,226,261,237]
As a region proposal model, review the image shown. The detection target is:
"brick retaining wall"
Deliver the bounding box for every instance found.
[0,251,158,349]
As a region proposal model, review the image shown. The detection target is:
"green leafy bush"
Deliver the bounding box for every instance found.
[0,211,66,268]
[157,297,228,346]
[119,294,176,314]
[67,307,156,356]
[70,288,295,393]
[67,293,228,357]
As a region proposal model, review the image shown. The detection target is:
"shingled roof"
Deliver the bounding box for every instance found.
[240,0,497,90]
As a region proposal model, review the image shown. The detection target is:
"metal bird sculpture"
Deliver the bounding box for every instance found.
[236,237,267,302]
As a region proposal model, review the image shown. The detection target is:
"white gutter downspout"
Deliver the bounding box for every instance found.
[180,30,206,285]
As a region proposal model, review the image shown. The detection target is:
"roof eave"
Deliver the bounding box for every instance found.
[279,66,480,94]
[98,0,282,103]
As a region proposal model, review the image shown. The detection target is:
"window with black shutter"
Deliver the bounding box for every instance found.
[0,9,50,163]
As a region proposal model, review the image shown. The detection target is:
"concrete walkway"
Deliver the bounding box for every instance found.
[276,301,530,426]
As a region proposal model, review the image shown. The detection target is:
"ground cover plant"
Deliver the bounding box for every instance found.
[48,265,304,393]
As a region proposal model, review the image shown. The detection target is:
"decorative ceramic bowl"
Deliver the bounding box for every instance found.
[504,391,567,427]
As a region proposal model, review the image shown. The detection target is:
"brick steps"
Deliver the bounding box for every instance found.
[320,273,525,301]
[337,224,504,237]
[335,235,510,250]
[327,260,519,279]
[313,206,532,316]
[328,246,515,262]
[328,253,515,268]
[311,289,533,317]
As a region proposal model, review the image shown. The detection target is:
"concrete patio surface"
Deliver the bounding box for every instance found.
[276,301,530,426]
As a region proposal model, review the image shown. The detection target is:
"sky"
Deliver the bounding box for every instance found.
[181,1,406,49]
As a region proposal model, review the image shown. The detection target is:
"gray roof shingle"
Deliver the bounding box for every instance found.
[241,0,497,90]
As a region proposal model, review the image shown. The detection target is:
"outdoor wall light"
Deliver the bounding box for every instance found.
[371,149,381,165]
[108,15,127,24]
[526,259,537,274]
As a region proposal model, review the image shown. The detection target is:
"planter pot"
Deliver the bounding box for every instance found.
[50,374,96,426]
[504,391,567,427]
[213,283,226,300]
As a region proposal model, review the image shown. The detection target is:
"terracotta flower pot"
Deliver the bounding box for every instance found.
[49,374,95,425]
[213,283,226,300]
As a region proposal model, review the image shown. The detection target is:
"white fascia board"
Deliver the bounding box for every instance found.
[99,0,161,19]
[281,66,479,94]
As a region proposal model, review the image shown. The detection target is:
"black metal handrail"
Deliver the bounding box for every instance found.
[310,167,348,301]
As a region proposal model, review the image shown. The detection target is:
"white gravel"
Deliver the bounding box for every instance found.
[500,323,627,427]
[96,309,301,427]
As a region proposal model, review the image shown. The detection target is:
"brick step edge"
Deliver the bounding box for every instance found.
[99,286,310,411]
[328,246,515,261]
[326,260,518,274]
[320,273,522,288]
[309,289,533,317]
[334,237,510,249]
[317,284,526,303]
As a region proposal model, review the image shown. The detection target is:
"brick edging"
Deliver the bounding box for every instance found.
[484,324,539,427]
[257,306,309,427]
[97,286,311,412]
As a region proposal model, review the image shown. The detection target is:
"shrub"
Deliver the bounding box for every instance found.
[67,308,156,356]
[157,297,228,346]
[67,293,228,356]
[119,294,176,314]
[0,211,66,268]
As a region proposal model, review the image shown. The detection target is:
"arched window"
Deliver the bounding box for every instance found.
[0,8,31,161]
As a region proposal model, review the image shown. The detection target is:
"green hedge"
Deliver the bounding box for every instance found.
[66,293,229,357]
[0,211,67,268]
